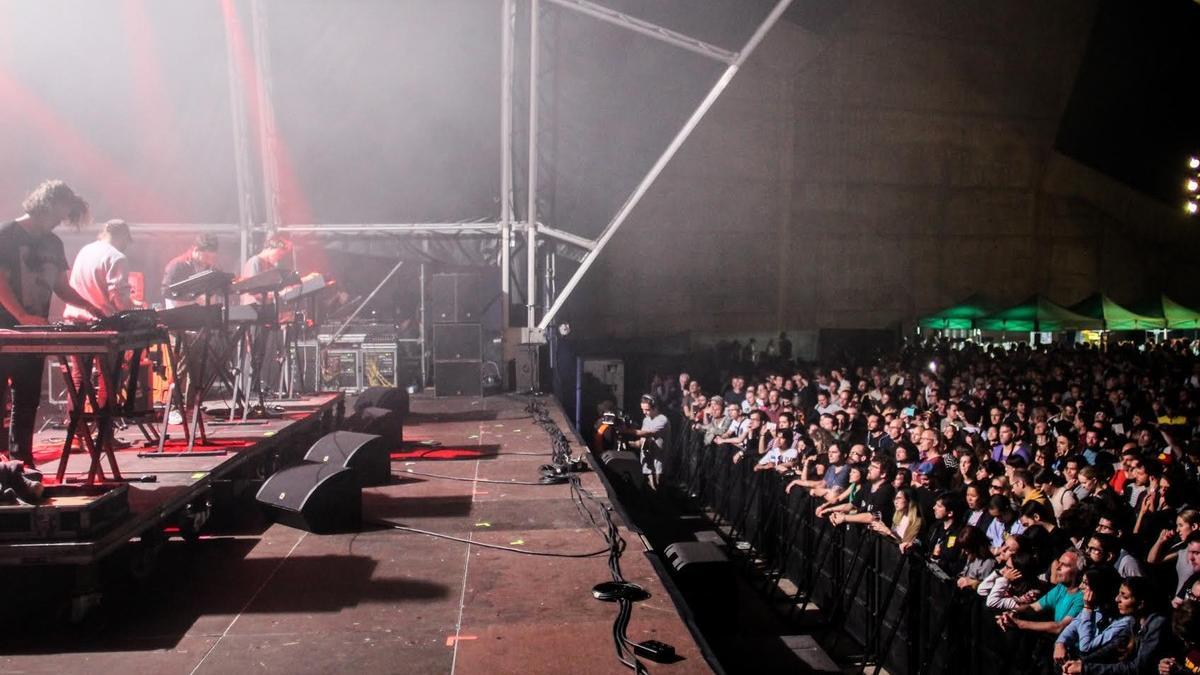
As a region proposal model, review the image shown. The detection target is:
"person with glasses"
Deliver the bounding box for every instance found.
[990,476,1012,497]
[997,549,1086,639]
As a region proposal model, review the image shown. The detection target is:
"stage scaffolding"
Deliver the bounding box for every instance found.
[168,0,795,382]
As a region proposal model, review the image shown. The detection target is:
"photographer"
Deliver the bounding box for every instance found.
[628,394,671,491]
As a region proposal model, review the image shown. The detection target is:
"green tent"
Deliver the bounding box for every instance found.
[1163,296,1200,329]
[975,295,1104,332]
[1068,294,1166,330]
[1129,295,1200,330]
[918,294,997,330]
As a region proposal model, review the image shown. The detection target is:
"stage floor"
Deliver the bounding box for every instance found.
[0,393,710,674]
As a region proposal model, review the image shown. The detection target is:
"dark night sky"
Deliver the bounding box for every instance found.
[1056,0,1200,207]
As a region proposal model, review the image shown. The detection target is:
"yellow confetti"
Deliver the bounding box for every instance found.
[475,522,491,528]
[509,539,524,546]
[191,472,206,480]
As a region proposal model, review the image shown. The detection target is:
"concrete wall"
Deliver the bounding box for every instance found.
[565,1,1200,339]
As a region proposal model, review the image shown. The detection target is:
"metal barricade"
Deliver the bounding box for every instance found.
[681,437,1052,675]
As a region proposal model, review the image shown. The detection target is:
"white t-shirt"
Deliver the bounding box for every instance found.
[63,239,133,322]
[726,417,749,437]
[757,446,798,467]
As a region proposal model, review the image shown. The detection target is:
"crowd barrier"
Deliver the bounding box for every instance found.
[671,423,1047,675]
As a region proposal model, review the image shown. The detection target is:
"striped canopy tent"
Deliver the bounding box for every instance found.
[917,294,997,330]
[975,295,1104,332]
[1068,293,1167,330]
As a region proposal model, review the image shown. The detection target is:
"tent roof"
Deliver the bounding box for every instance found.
[1068,294,1167,330]
[917,294,997,330]
[975,295,1104,332]
[1162,296,1200,329]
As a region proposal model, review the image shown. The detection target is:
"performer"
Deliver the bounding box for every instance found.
[63,219,136,322]
[62,219,137,411]
[161,233,219,308]
[239,235,291,305]
[0,180,102,467]
[238,235,292,401]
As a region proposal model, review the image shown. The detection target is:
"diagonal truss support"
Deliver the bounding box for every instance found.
[544,0,736,64]
[537,0,795,331]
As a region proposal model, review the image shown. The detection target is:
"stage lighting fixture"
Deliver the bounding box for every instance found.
[1190,157,1200,170]
[1188,179,1200,193]
[1187,201,1199,215]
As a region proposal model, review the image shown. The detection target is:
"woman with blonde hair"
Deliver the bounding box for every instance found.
[870,486,923,550]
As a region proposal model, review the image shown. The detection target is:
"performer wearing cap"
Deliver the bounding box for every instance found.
[162,233,220,308]
[63,219,137,411]
[0,180,100,469]
[63,219,136,322]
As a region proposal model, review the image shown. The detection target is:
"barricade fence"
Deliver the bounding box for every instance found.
[672,423,1044,675]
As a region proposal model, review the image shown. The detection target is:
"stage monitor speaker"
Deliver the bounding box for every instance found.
[664,541,729,571]
[600,450,644,489]
[433,323,481,361]
[662,541,736,623]
[346,406,403,447]
[435,361,481,397]
[304,431,391,487]
[431,273,481,323]
[355,386,410,418]
[256,463,361,534]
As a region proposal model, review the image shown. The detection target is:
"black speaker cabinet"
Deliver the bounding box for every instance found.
[304,431,391,487]
[256,463,361,533]
[662,541,736,623]
[355,386,410,417]
[515,343,545,392]
[601,450,645,489]
[346,406,404,448]
[433,323,481,361]
[435,361,481,397]
[431,273,481,323]
[664,541,729,571]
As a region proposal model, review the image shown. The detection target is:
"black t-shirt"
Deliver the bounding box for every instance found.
[854,481,896,523]
[0,220,68,327]
[162,252,205,299]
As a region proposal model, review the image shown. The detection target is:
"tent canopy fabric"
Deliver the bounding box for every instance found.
[918,294,997,330]
[975,295,1104,332]
[1162,296,1200,329]
[1069,294,1167,331]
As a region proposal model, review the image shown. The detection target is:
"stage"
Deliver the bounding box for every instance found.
[0,393,710,674]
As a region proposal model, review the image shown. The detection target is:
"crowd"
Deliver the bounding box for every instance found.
[649,338,1200,674]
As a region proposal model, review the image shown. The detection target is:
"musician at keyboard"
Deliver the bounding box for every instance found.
[0,180,100,467]
[62,219,138,414]
[236,236,293,400]
[161,234,221,309]
[240,235,291,306]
